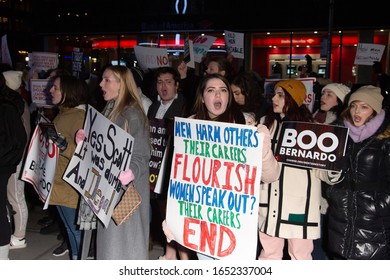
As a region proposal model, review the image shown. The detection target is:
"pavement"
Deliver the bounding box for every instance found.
[8,191,164,260]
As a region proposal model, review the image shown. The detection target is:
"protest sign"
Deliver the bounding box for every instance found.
[165,117,264,260]
[62,106,134,227]
[183,36,195,68]
[149,118,171,193]
[1,34,12,67]
[193,35,216,63]
[72,47,83,78]
[354,43,385,65]
[134,46,169,71]
[22,117,59,209]
[224,30,244,59]
[28,52,59,72]
[30,79,53,107]
[275,121,348,171]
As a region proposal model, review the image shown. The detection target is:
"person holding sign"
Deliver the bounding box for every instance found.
[312,82,350,259]
[163,73,280,260]
[178,55,233,115]
[96,65,150,260]
[258,79,336,260]
[326,85,390,259]
[48,74,88,260]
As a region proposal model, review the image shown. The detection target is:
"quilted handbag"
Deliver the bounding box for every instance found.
[112,186,141,225]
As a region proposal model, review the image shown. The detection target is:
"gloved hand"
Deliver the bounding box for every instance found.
[162,220,175,243]
[119,169,135,186]
[75,129,86,144]
[257,124,271,157]
[328,170,342,183]
[47,127,68,152]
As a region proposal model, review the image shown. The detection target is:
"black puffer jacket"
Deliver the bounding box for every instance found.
[326,118,390,259]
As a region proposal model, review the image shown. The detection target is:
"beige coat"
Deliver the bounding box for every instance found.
[258,119,324,240]
[50,105,86,208]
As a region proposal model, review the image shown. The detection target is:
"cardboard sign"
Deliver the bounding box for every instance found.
[134,46,169,70]
[165,117,264,260]
[354,43,385,65]
[28,52,59,72]
[30,79,54,107]
[193,35,216,63]
[63,106,134,227]
[183,37,195,68]
[22,117,59,209]
[149,118,170,193]
[275,121,348,171]
[224,30,244,59]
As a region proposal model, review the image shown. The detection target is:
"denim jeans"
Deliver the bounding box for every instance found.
[57,205,81,259]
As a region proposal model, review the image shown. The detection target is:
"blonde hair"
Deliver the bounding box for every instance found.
[103,65,148,128]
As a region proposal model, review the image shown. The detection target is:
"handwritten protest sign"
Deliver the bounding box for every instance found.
[72,47,83,78]
[224,30,244,59]
[166,117,264,260]
[354,43,385,66]
[193,35,216,63]
[30,79,53,107]
[63,106,134,227]
[28,52,59,72]
[275,121,348,171]
[22,118,59,209]
[149,118,170,193]
[134,46,169,71]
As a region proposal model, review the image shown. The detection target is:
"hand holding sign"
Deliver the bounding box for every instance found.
[119,169,135,186]
[162,220,175,243]
[75,129,86,145]
[257,124,271,157]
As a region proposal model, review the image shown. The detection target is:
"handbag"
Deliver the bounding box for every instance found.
[112,186,142,226]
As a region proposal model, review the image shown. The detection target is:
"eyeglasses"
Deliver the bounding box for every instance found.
[157,79,175,86]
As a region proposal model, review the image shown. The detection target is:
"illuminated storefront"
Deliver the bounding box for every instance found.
[47,29,389,85]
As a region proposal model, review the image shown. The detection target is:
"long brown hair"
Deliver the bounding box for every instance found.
[192,73,245,124]
[56,75,88,108]
[263,88,313,129]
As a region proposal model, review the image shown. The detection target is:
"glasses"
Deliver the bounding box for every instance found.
[157,79,175,86]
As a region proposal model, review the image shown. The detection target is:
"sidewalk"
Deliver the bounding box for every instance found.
[9,199,164,260]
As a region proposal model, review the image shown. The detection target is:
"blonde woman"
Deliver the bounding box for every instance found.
[95,66,150,259]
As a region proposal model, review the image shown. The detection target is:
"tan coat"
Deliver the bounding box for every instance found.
[49,105,86,208]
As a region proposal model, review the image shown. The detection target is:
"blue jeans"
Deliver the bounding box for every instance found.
[57,205,81,260]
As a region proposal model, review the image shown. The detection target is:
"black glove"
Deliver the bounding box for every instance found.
[47,127,68,151]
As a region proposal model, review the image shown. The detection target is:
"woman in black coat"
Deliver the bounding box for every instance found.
[326,85,390,260]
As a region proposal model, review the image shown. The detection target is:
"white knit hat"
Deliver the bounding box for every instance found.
[321,83,350,103]
[2,70,23,91]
